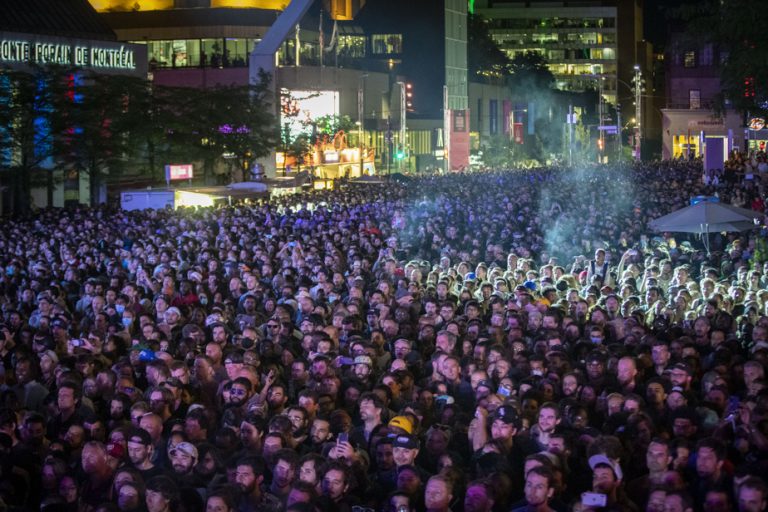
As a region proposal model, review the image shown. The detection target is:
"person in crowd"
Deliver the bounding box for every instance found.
[0,160,767,512]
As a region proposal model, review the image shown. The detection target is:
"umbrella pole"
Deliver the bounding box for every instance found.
[703,223,710,256]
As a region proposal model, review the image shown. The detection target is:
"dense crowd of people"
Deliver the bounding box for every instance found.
[0,160,767,512]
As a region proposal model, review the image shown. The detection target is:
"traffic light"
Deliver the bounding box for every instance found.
[406,82,414,112]
[597,138,604,151]
[395,148,405,160]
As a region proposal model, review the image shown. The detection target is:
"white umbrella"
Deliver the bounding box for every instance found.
[649,201,764,254]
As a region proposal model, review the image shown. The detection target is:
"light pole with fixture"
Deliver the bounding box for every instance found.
[358,73,368,176]
[632,65,646,160]
[396,81,407,172]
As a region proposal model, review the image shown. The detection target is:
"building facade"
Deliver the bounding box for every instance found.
[474,0,645,104]
[661,33,744,161]
[474,0,661,158]
[90,0,477,176]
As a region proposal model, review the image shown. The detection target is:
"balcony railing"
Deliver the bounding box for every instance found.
[665,101,717,110]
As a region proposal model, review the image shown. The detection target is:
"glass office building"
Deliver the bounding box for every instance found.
[475,1,628,105]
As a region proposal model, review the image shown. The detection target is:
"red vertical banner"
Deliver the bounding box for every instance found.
[513,123,524,144]
[503,100,512,136]
[449,109,470,171]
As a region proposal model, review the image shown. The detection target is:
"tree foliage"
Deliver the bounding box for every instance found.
[55,73,150,205]
[0,66,71,211]
[467,13,513,81]
[0,66,279,209]
[180,72,278,183]
[312,114,356,140]
[480,135,516,169]
[508,51,555,99]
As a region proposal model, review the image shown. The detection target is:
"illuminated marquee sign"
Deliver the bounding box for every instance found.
[0,31,146,74]
[749,118,766,131]
[165,164,194,181]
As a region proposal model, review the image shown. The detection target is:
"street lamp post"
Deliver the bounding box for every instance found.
[616,103,622,164]
[568,103,574,166]
[615,68,646,162]
[589,74,609,163]
[632,65,646,160]
[358,74,367,177]
[396,81,406,172]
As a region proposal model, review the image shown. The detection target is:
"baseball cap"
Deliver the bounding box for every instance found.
[165,307,181,317]
[588,454,623,480]
[476,379,494,390]
[388,416,414,434]
[170,441,198,460]
[391,434,419,450]
[354,355,373,367]
[41,350,59,364]
[223,352,244,365]
[493,406,520,427]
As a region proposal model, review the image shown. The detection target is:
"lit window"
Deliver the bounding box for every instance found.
[689,89,701,109]
[371,34,402,54]
[146,40,200,68]
[338,35,365,58]
[684,51,696,68]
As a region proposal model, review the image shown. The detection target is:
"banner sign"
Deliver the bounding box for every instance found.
[0,31,147,76]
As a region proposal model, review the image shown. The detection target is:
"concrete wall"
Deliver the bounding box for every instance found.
[468,81,514,140]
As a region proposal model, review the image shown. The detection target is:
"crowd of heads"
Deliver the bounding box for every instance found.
[0,160,767,512]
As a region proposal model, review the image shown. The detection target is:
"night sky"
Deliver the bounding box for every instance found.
[643,0,690,48]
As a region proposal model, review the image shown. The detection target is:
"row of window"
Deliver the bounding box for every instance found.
[506,48,616,62]
[497,31,616,47]
[548,63,616,77]
[489,17,616,30]
[555,76,617,93]
[371,34,402,55]
[132,38,260,68]
[678,47,723,68]
[131,33,403,69]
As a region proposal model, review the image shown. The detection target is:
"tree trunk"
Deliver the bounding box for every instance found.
[19,154,31,213]
[47,170,53,208]
[147,138,155,179]
[90,160,99,207]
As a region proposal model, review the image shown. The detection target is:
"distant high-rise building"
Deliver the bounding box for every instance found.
[474,0,643,106]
